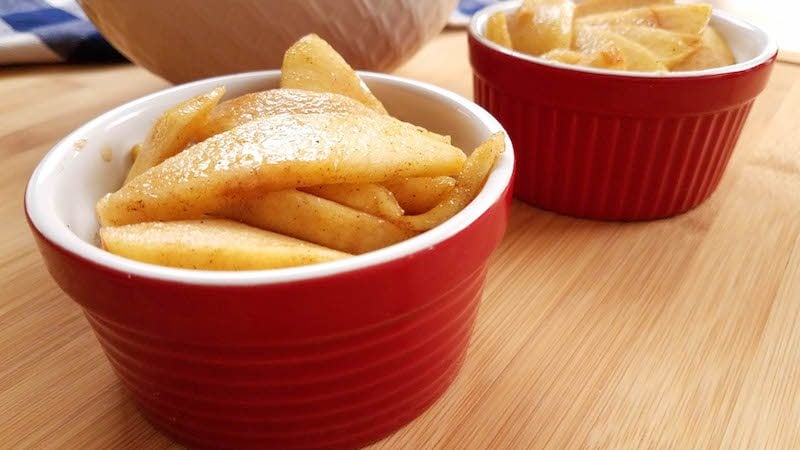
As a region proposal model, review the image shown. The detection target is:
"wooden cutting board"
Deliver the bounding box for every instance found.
[1,31,799,449]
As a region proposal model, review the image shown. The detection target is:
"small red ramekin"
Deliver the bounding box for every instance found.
[25,71,514,449]
[469,3,777,220]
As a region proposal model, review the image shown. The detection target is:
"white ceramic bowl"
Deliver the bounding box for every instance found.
[79,0,459,83]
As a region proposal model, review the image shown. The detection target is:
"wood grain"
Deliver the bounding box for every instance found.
[1,31,799,449]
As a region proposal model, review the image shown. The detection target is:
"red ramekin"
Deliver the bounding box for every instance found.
[25,71,514,449]
[469,2,777,220]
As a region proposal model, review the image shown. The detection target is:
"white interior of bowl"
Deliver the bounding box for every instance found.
[25,71,514,285]
[470,0,778,78]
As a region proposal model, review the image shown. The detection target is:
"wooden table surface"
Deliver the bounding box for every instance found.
[2,30,800,449]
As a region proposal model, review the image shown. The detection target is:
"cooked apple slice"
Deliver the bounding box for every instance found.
[540,47,626,69]
[650,4,712,34]
[218,190,413,254]
[198,89,376,140]
[99,219,349,270]
[574,0,672,18]
[199,88,419,219]
[300,183,404,220]
[395,133,505,232]
[672,26,735,71]
[384,176,456,215]
[701,26,735,65]
[125,87,225,184]
[281,34,387,114]
[577,4,712,35]
[540,48,585,64]
[575,26,666,71]
[585,45,628,69]
[96,113,467,226]
[129,143,141,162]
[608,25,700,68]
[486,12,513,48]
[509,0,575,56]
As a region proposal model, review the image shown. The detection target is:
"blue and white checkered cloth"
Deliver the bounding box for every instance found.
[0,0,124,64]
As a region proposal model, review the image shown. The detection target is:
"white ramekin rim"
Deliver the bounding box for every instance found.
[25,71,515,286]
[469,1,779,79]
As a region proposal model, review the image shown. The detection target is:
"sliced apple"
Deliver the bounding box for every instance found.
[672,25,736,71]
[384,176,456,215]
[199,89,376,140]
[609,24,701,68]
[574,25,666,71]
[218,190,413,254]
[509,0,575,56]
[97,113,467,226]
[281,34,387,114]
[99,219,349,270]
[125,86,224,184]
[486,12,513,48]
[300,183,404,220]
[541,48,585,64]
[394,133,505,232]
[577,4,712,35]
[575,0,673,18]
[540,47,626,69]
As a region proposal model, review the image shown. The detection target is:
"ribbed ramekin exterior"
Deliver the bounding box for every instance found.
[475,76,754,220]
[85,266,484,449]
[469,32,776,220]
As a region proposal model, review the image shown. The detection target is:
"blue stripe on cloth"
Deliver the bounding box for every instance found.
[2,8,77,32]
[0,0,126,64]
[32,18,125,62]
[456,0,499,16]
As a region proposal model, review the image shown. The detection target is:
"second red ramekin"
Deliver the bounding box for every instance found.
[469,3,777,220]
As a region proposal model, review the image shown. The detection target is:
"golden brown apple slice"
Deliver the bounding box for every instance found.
[218,190,414,254]
[198,89,376,140]
[575,26,667,71]
[540,48,586,64]
[300,183,404,220]
[199,88,429,218]
[281,34,387,114]
[540,47,626,69]
[608,25,701,68]
[672,26,735,71]
[96,113,467,226]
[129,143,141,162]
[125,86,224,184]
[577,4,712,35]
[394,133,505,232]
[99,219,349,270]
[486,12,513,48]
[574,0,673,18]
[509,0,575,56]
[384,176,456,215]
